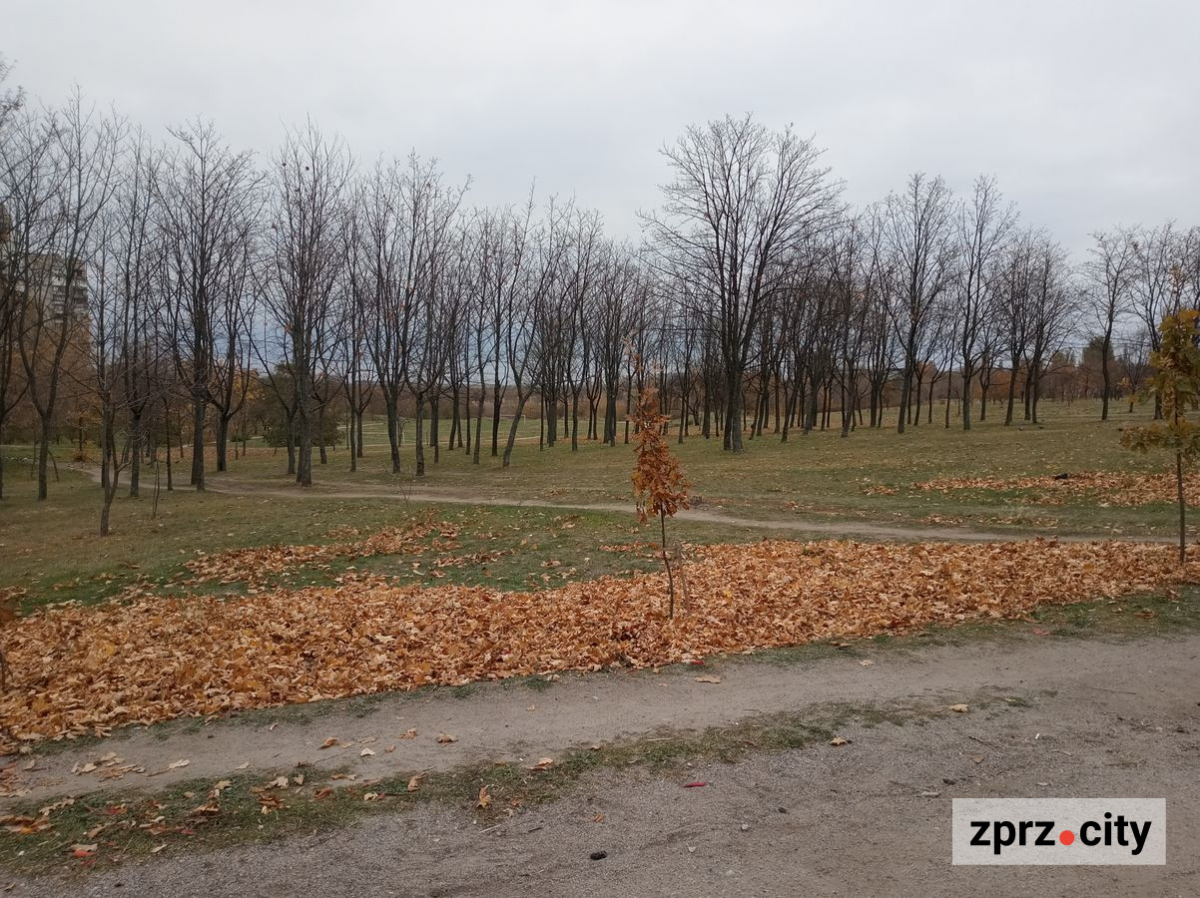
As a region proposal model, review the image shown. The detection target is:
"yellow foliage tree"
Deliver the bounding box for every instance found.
[1121,305,1200,564]
[630,377,691,617]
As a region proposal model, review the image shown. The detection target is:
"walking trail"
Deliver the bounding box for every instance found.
[201,472,1170,544]
[7,631,1199,896]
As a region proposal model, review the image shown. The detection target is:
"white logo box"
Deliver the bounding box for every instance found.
[952,798,1166,865]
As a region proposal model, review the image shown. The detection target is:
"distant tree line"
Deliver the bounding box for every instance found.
[2,61,1198,526]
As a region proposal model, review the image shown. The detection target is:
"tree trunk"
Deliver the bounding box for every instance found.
[36,417,52,500]
[415,399,426,477]
[502,390,533,467]
[215,415,230,472]
[897,367,911,435]
[128,413,142,497]
[386,394,401,474]
[661,510,676,618]
[190,395,206,490]
[491,381,502,456]
[722,371,745,452]
[473,381,486,464]
[1177,447,1187,564]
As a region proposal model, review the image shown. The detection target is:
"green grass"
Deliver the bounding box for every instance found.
[0,465,752,609]
[207,398,1181,533]
[0,398,1190,610]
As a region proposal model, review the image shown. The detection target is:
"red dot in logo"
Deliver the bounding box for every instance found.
[1059,830,1075,846]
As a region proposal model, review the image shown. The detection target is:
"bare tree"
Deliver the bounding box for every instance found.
[956,175,1015,430]
[90,136,166,533]
[0,54,27,499]
[644,114,840,451]
[500,196,571,467]
[156,120,262,490]
[6,93,121,499]
[884,173,956,434]
[261,122,350,487]
[1088,227,1136,420]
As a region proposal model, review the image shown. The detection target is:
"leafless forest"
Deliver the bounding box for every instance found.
[2,57,1198,518]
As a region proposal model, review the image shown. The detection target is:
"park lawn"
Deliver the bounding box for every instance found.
[0,398,1190,611]
[0,461,752,611]
[218,397,1178,533]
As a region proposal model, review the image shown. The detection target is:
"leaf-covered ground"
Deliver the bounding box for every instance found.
[915,472,1200,506]
[2,538,1196,749]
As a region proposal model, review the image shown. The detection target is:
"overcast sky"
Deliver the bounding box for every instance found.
[5,0,1198,255]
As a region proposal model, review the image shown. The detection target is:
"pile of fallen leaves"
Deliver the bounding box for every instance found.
[2,538,1196,748]
[180,520,460,586]
[915,472,1200,507]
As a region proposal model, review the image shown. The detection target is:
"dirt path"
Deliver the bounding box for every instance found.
[7,631,1198,807]
[197,473,1171,544]
[8,631,1200,896]
[71,462,1171,543]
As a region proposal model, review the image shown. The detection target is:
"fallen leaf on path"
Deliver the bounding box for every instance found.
[69,844,97,858]
[830,737,849,746]
[949,704,969,713]
[694,675,721,684]
[407,775,422,793]
[477,786,491,809]
[319,737,339,749]
[436,733,457,744]
[360,748,375,757]
[528,757,554,771]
